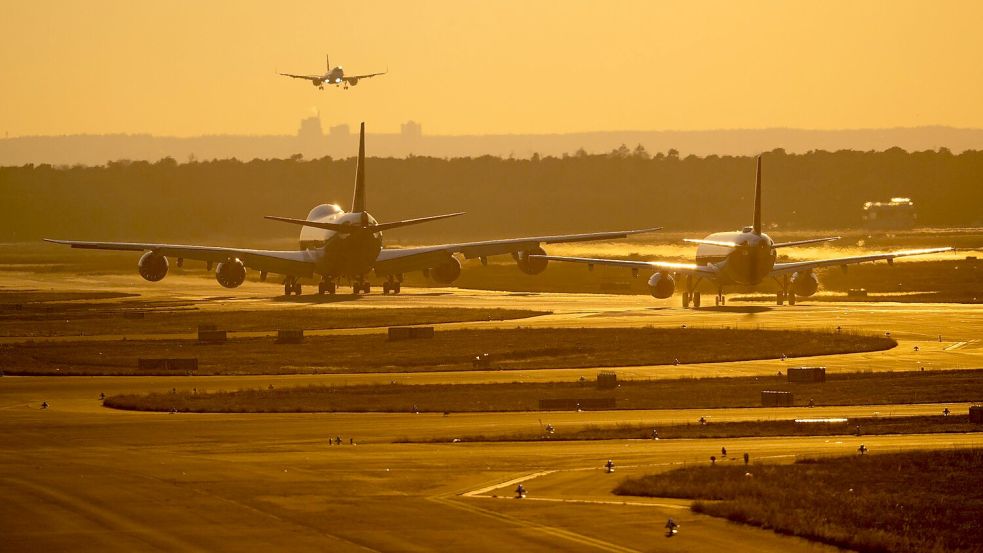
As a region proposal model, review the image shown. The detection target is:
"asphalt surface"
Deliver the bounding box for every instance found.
[2,271,982,552]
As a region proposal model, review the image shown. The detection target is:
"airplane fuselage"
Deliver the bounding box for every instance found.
[314,67,345,86]
[694,230,777,286]
[297,203,382,278]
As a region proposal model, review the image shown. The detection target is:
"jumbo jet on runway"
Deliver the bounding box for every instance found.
[46,123,659,296]
[280,54,386,90]
[533,156,951,307]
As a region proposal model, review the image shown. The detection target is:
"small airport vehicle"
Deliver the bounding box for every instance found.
[665,518,679,537]
[534,156,951,307]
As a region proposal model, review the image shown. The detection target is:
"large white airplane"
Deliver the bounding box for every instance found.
[279,54,386,90]
[46,123,659,296]
[533,156,951,308]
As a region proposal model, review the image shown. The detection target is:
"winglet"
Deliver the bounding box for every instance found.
[352,122,366,212]
[752,155,762,235]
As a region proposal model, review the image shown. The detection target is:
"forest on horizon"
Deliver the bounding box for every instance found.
[2,147,981,244]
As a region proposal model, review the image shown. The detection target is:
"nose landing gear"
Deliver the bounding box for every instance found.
[283,276,302,296]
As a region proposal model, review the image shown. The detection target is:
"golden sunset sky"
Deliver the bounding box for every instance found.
[2,0,982,136]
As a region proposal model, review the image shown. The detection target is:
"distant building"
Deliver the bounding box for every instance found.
[297,116,323,141]
[401,120,422,139]
[863,197,917,229]
[328,124,351,139]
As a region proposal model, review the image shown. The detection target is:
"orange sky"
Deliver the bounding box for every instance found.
[2,0,982,137]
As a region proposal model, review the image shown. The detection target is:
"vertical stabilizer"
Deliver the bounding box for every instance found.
[351,122,366,212]
[326,54,331,71]
[752,155,762,235]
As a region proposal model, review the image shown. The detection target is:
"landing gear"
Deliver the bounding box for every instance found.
[683,275,702,309]
[715,288,726,306]
[382,279,402,295]
[318,279,336,295]
[777,275,796,305]
[283,277,302,296]
[352,281,371,294]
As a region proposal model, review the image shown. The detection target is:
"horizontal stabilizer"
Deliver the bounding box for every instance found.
[683,238,739,248]
[265,212,465,233]
[772,237,840,248]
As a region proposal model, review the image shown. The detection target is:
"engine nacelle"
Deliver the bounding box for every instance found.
[791,271,819,297]
[514,246,548,275]
[427,256,462,284]
[138,251,168,282]
[312,78,323,87]
[647,272,675,299]
[349,77,359,86]
[215,259,246,288]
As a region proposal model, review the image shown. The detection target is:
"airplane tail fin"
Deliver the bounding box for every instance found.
[352,122,366,212]
[326,54,331,71]
[752,155,762,235]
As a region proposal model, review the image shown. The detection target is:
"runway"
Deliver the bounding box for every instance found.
[1,272,982,551]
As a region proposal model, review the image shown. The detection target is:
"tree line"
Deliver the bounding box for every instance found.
[2,147,980,244]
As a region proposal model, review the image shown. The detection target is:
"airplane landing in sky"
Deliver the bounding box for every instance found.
[279,54,386,90]
[46,123,660,296]
[534,156,952,308]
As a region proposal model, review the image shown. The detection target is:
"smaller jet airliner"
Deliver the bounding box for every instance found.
[533,156,951,307]
[280,54,386,90]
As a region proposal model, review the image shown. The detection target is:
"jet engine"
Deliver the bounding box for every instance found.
[647,272,675,299]
[427,256,462,284]
[349,77,359,86]
[313,79,323,87]
[791,271,819,297]
[138,251,168,282]
[514,247,548,275]
[215,259,247,288]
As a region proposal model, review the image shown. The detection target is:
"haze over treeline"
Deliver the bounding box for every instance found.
[4,126,983,166]
[2,148,981,244]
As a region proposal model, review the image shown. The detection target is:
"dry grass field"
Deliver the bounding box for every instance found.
[0,289,543,337]
[615,448,983,553]
[2,327,894,376]
[409,414,980,442]
[103,368,983,413]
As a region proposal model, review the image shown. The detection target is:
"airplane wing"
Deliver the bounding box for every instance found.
[279,73,322,81]
[530,255,718,276]
[770,247,952,275]
[345,71,387,83]
[372,228,662,276]
[43,239,318,278]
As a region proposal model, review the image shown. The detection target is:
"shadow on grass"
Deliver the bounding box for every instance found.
[696,306,772,314]
[272,294,364,304]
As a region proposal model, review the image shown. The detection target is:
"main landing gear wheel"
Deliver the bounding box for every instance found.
[682,292,691,308]
[777,291,785,305]
[284,278,302,296]
[382,281,402,294]
[318,281,336,295]
[692,292,701,308]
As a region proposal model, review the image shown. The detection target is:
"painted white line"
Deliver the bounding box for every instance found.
[461,470,556,497]
[944,341,968,351]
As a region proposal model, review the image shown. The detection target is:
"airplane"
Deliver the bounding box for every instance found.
[279,54,386,90]
[532,155,951,308]
[46,123,660,297]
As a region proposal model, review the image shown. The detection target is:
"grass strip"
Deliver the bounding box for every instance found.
[103,368,983,413]
[614,448,983,553]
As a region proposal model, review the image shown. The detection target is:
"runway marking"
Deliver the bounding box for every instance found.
[461,470,556,497]
[945,341,969,351]
[428,495,641,553]
[479,495,690,510]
